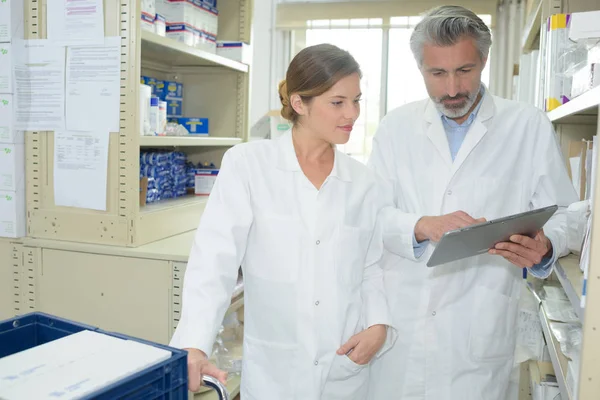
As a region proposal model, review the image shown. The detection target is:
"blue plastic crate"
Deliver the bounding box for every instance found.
[0,312,188,400]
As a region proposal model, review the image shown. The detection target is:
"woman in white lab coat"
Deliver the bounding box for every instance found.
[169,44,396,400]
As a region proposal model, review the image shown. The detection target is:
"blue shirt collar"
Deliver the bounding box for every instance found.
[440,85,486,128]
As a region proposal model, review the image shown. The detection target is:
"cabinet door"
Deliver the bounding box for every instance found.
[37,248,172,344]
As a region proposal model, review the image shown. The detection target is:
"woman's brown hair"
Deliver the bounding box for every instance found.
[278,44,361,124]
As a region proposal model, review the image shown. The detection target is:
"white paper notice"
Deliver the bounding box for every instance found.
[66,37,122,132]
[54,131,109,211]
[47,0,104,46]
[13,40,65,131]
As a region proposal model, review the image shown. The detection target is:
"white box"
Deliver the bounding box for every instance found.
[217,41,251,64]
[0,0,24,43]
[158,0,196,31]
[0,144,24,192]
[0,95,24,144]
[571,63,600,98]
[154,14,166,37]
[568,10,600,41]
[0,189,25,238]
[0,43,13,93]
[195,169,219,195]
[166,23,195,47]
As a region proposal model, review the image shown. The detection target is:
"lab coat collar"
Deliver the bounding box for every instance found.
[422,85,495,168]
[275,129,352,182]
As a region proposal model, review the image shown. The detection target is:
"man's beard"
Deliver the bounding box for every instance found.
[433,84,481,119]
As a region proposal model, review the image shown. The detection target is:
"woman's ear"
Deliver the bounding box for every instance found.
[290,94,305,116]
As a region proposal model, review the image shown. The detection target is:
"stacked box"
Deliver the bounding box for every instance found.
[140,151,189,203]
[157,0,218,53]
[141,0,156,33]
[0,9,25,238]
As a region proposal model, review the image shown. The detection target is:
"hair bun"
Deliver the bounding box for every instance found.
[278,79,294,120]
[278,79,289,107]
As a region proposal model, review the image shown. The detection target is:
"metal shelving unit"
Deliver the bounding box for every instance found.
[522,0,543,52]
[555,255,585,322]
[141,30,249,72]
[24,0,253,247]
[139,136,243,147]
[538,306,573,400]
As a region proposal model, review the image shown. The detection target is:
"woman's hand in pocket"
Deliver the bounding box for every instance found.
[336,324,388,365]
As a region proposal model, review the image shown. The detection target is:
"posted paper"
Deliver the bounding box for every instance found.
[66,37,122,132]
[13,39,65,131]
[0,43,12,93]
[47,0,105,46]
[54,130,109,211]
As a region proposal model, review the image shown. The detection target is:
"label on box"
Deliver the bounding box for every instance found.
[166,98,183,117]
[141,76,158,95]
[0,44,12,93]
[179,118,209,134]
[155,80,165,100]
[166,23,195,48]
[164,81,184,98]
[0,95,13,142]
[0,190,24,238]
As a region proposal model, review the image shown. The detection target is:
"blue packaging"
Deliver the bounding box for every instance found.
[178,117,209,134]
[141,76,158,95]
[164,81,184,99]
[140,152,169,166]
[166,98,183,118]
[141,165,169,178]
[154,80,166,100]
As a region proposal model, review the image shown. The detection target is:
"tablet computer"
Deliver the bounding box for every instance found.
[426,205,558,267]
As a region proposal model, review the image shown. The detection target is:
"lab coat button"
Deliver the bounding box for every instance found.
[314,361,319,366]
[316,240,320,245]
[432,311,437,316]
[446,190,452,195]
[315,301,320,306]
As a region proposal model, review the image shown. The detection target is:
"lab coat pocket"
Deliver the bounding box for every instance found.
[468,285,518,362]
[246,213,301,282]
[323,355,369,400]
[337,226,371,287]
[242,335,298,398]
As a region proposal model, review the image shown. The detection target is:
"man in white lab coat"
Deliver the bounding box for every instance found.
[367,6,578,400]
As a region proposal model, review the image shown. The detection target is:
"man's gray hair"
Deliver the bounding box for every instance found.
[410,5,492,66]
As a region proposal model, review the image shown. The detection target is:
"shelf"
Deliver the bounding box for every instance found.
[140,195,207,215]
[548,85,600,124]
[522,0,543,52]
[138,196,208,245]
[555,255,585,322]
[539,306,573,400]
[139,136,243,147]
[195,374,241,400]
[141,31,248,73]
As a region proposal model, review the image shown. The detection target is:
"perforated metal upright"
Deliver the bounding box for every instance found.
[24,0,253,247]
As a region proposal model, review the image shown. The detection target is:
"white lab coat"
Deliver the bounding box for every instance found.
[367,90,577,400]
[170,130,396,400]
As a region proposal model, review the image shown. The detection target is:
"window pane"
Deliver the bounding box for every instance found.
[331,19,349,27]
[390,16,408,26]
[311,20,329,27]
[386,27,428,112]
[350,18,369,27]
[369,18,383,27]
[306,28,382,161]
